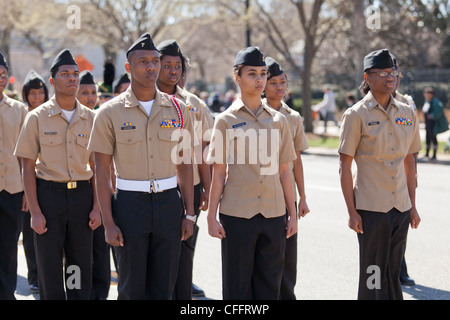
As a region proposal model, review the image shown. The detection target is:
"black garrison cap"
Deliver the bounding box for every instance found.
[265,57,284,79]
[79,70,95,85]
[113,73,130,93]
[157,39,183,57]
[0,51,9,72]
[24,69,45,88]
[50,49,77,75]
[234,47,266,67]
[126,33,158,58]
[363,49,395,72]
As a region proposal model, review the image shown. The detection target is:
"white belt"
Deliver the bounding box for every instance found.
[116,176,177,193]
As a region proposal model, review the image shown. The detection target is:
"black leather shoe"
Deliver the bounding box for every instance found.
[400,274,415,286]
[192,283,205,297]
[29,284,39,293]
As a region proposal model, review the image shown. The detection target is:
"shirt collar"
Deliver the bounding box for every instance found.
[229,97,273,118]
[0,93,14,108]
[363,91,398,112]
[124,86,171,109]
[48,95,87,120]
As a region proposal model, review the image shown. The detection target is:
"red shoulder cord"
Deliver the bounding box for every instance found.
[170,95,183,130]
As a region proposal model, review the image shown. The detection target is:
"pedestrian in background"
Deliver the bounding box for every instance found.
[422,87,448,161]
[313,85,339,132]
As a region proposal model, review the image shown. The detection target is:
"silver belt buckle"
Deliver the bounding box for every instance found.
[149,180,160,193]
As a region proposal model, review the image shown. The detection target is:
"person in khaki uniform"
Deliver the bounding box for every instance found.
[14,49,101,300]
[391,54,418,286]
[0,51,28,300]
[156,39,214,299]
[339,49,421,300]
[19,69,49,295]
[76,70,98,110]
[207,47,297,300]
[88,33,196,300]
[263,57,309,300]
[76,69,111,299]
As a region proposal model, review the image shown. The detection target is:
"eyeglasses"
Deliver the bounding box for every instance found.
[0,73,8,79]
[366,70,399,77]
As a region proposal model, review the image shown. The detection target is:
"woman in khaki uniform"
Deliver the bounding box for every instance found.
[339,49,421,300]
[76,70,98,110]
[14,49,101,300]
[88,33,196,300]
[156,39,214,299]
[0,52,28,300]
[207,47,297,300]
[263,57,309,300]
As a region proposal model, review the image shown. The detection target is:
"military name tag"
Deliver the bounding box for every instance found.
[367,121,380,126]
[121,122,136,130]
[232,122,247,129]
[44,131,57,135]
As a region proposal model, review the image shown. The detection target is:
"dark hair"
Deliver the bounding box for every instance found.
[233,64,244,77]
[424,86,434,94]
[359,79,370,95]
[22,82,49,106]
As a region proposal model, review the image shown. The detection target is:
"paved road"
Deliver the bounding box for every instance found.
[15,150,450,300]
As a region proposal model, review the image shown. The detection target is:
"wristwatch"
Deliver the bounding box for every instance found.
[184,214,197,223]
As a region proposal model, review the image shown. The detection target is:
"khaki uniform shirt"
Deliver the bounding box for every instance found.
[174,86,214,186]
[207,98,296,219]
[14,95,95,182]
[88,87,195,181]
[263,99,308,200]
[338,91,421,213]
[0,94,27,193]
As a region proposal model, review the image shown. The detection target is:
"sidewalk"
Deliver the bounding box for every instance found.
[306,122,450,163]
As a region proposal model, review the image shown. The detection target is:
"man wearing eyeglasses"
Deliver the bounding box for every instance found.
[338,49,421,300]
[0,51,28,300]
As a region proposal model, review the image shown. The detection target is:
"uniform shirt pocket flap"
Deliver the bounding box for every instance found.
[76,136,89,149]
[116,131,143,144]
[40,135,63,146]
[158,129,176,142]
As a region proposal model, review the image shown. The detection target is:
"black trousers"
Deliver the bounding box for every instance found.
[90,224,111,300]
[173,183,202,300]
[112,188,183,300]
[220,213,286,300]
[0,190,22,300]
[357,208,410,300]
[21,210,38,287]
[425,117,438,151]
[280,206,297,300]
[35,179,93,300]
